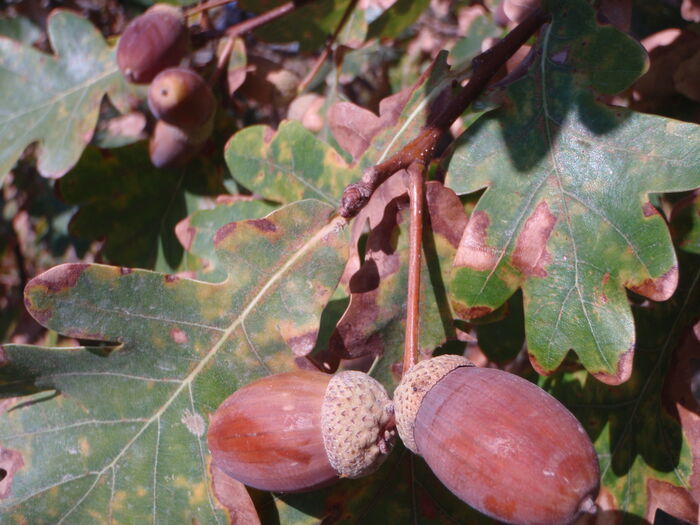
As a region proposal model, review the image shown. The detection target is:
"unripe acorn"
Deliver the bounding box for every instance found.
[148,68,216,130]
[394,355,600,525]
[117,4,190,84]
[207,370,396,493]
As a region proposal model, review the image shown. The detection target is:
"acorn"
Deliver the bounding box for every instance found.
[207,370,396,493]
[149,119,206,168]
[394,355,600,525]
[148,68,216,130]
[117,4,190,84]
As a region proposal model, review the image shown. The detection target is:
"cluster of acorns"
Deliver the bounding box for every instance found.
[207,355,600,524]
[116,4,216,168]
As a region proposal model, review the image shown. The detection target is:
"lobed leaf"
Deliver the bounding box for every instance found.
[0,200,349,523]
[0,10,136,183]
[444,0,700,384]
[225,120,359,205]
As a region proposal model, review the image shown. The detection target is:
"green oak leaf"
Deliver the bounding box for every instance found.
[225,120,359,205]
[0,199,349,523]
[367,0,429,40]
[0,9,136,182]
[176,199,278,282]
[541,251,700,522]
[240,0,354,51]
[444,0,700,384]
[58,145,227,272]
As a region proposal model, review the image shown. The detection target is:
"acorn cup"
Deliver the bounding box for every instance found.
[207,370,396,493]
[117,3,190,84]
[394,355,600,525]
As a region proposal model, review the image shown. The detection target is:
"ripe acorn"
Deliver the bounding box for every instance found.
[148,68,216,130]
[149,119,205,168]
[117,4,190,84]
[394,355,600,525]
[207,370,396,493]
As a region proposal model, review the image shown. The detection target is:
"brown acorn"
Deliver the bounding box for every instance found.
[394,355,600,525]
[117,4,190,84]
[207,370,396,493]
[149,120,203,168]
[148,68,216,130]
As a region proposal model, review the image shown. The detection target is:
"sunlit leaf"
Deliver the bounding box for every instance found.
[444,0,700,384]
[0,200,349,523]
[0,10,136,182]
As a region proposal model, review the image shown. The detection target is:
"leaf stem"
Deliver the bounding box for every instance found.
[296,0,360,95]
[403,162,426,373]
[338,7,551,219]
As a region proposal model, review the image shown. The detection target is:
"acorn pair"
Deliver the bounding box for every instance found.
[116,4,216,167]
[207,355,600,525]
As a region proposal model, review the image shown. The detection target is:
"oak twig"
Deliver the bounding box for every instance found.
[210,0,315,85]
[403,162,427,373]
[338,7,550,219]
[297,0,360,95]
[185,0,234,18]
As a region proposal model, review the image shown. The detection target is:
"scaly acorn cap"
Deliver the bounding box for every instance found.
[394,355,473,454]
[321,371,396,478]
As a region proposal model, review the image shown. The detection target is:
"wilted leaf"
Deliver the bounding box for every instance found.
[225,120,359,205]
[0,10,136,182]
[58,145,226,272]
[444,0,700,384]
[330,176,467,388]
[329,51,471,171]
[0,199,349,522]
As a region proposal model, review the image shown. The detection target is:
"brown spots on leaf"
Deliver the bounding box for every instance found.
[452,302,493,320]
[119,267,132,275]
[175,218,196,251]
[171,328,188,345]
[249,218,277,233]
[642,201,660,218]
[454,211,499,271]
[645,479,698,524]
[164,274,180,284]
[425,182,468,247]
[602,272,610,286]
[592,346,634,385]
[214,222,237,246]
[628,265,678,301]
[512,201,556,278]
[483,494,516,521]
[25,263,90,324]
[0,447,24,499]
[181,409,206,437]
[528,353,555,377]
[26,263,89,294]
